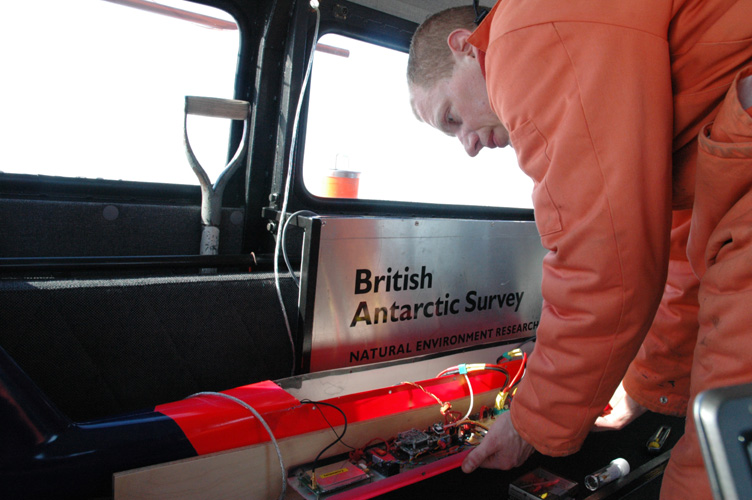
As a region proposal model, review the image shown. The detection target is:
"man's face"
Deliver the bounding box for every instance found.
[411,55,509,157]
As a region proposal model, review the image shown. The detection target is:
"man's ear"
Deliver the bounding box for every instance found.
[447,29,476,58]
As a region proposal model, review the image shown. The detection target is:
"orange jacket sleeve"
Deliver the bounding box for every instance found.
[478,3,675,455]
[623,209,699,417]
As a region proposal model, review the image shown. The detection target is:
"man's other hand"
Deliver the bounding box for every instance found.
[592,385,647,431]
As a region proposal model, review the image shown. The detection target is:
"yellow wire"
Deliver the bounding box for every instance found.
[401,381,451,414]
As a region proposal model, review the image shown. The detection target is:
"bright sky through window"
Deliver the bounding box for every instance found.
[303,33,533,208]
[0,0,239,185]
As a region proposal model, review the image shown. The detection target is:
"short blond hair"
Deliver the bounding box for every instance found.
[407,6,484,90]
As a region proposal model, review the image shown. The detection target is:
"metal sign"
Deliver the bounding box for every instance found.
[298,217,546,372]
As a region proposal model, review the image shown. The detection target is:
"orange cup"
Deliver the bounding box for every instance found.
[323,170,360,198]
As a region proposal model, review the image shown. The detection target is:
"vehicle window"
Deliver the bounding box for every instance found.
[0,0,239,185]
[303,33,533,209]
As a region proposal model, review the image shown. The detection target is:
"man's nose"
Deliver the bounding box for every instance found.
[458,129,480,157]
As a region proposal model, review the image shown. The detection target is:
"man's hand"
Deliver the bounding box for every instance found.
[592,385,647,431]
[461,411,534,473]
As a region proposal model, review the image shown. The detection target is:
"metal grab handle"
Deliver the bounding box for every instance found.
[183,96,250,257]
[185,96,249,120]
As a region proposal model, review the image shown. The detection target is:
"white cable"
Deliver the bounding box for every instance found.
[446,373,475,428]
[281,209,318,288]
[273,4,321,377]
[461,373,474,422]
[189,392,286,500]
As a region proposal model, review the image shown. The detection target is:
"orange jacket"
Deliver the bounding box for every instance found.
[662,67,752,500]
[469,0,752,456]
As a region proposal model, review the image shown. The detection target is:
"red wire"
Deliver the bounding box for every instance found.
[361,437,391,451]
[507,353,527,390]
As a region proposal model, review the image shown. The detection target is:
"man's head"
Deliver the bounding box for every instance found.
[407,6,509,157]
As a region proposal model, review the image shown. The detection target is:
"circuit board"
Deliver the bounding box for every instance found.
[288,354,527,499]
[288,417,492,499]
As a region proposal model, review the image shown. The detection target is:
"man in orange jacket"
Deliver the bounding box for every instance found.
[408,2,752,498]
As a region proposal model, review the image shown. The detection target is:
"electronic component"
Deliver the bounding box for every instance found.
[371,459,400,478]
[394,429,433,459]
[585,458,630,491]
[296,461,369,496]
[646,425,671,454]
[369,446,400,477]
[289,419,487,499]
[509,468,578,500]
[369,448,397,464]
